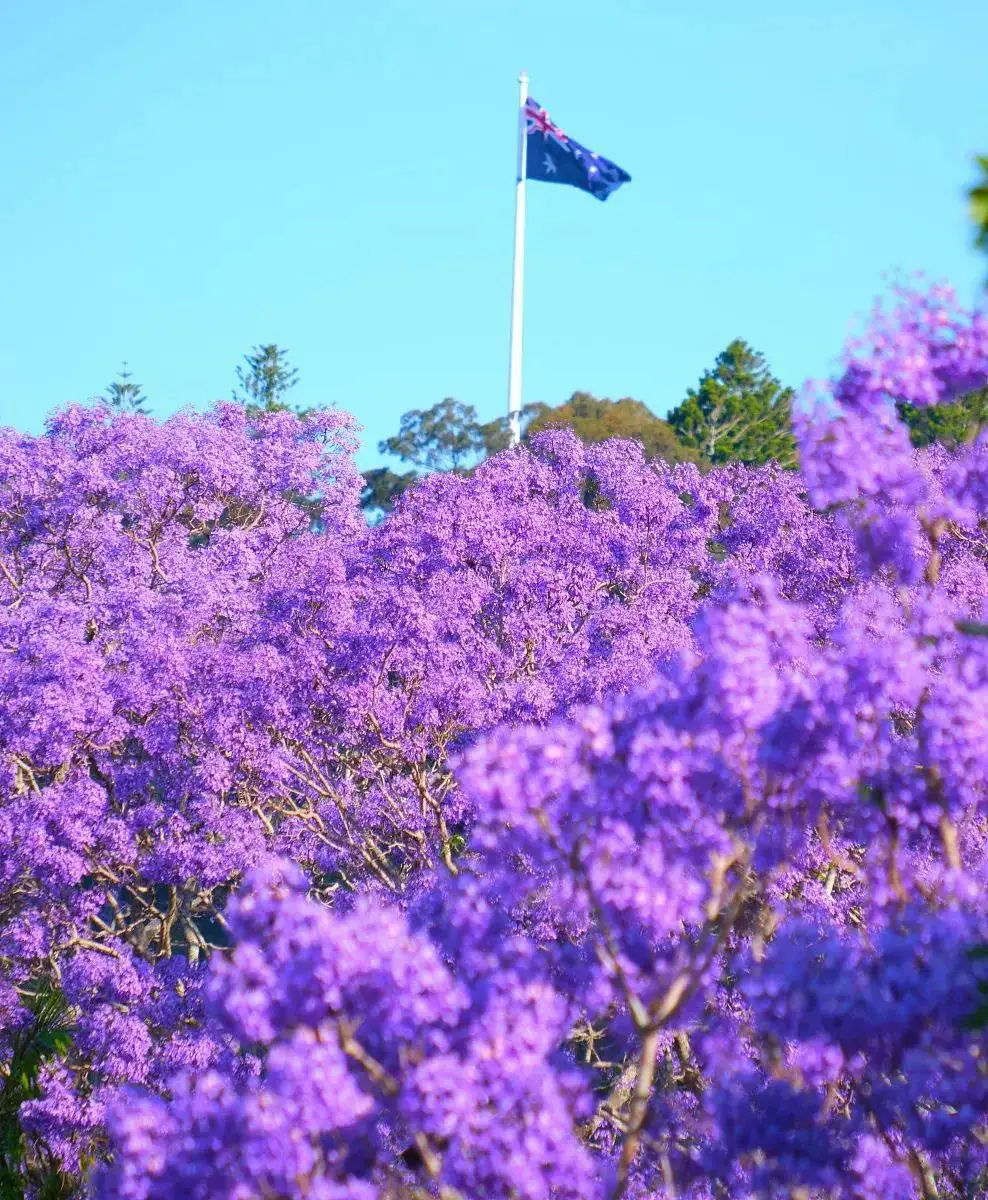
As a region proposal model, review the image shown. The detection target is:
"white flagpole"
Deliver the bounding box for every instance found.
[507,71,528,447]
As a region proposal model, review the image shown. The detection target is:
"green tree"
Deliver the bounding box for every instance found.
[897,387,988,449]
[524,392,701,464]
[894,156,988,448]
[361,398,544,517]
[360,466,418,517]
[971,154,988,270]
[100,362,149,415]
[667,339,797,468]
[362,391,704,518]
[232,344,301,414]
[0,985,75,1199]
[379,398,498,473]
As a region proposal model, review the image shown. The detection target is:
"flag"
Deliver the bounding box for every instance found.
[523,97,631,201]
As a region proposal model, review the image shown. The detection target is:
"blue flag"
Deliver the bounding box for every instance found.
[524,97,631,202]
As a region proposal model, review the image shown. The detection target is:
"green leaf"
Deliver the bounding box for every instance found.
[971,187,988,227]
[962,1000,988,1031]
[0,983,76,1196]
[956,620,988,637]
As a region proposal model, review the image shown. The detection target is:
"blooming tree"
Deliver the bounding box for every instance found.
[1,282,987,1198]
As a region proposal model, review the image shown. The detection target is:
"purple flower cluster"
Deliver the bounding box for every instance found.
[94,860,598,1199]
[2,281,988,1198]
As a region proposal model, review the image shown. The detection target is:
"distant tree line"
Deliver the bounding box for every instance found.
[93,155,988,519]
[93,330,988,522]
[97,344,309,418]
[362,338,798,517]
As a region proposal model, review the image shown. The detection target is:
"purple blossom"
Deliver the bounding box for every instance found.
[2,280,988,1197]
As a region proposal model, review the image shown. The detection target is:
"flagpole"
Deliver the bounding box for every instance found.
[507,70,528,447]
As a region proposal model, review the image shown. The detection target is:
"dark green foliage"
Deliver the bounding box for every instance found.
[964,945,988,1031]
[360,466,419,517]
[524,392,702,465]
[0,985,76,1199]
[99,362,149,415]
[971,154,988,271]
[881,153,988,448]
[378,398,515,474]
[233,344,303,415]
[667,339,797,468]
[897,387,988,449]
[361,398,489,518]
[362,390,708,518]
[362,398,544,516]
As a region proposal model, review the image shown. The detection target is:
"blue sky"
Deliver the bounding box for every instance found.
[2,0,986,469]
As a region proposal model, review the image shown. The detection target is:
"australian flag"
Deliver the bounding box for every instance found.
[524,97,631,202]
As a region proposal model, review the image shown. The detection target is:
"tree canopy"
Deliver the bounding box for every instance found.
[667,338,797,468]
[360,345,799,518]
[897,388,988,449]
[360,466,419,517]
[363,399,544,516]
[378,398,499,473]
[971,154,988,272]
[232,344,302,415]
[9,277,988,1198]
[99,362,149,415]
[524,392,702,464]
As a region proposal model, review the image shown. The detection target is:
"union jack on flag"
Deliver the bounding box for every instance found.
[523,97,631,202]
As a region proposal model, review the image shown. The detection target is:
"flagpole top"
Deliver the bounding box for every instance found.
[519,70,528,82]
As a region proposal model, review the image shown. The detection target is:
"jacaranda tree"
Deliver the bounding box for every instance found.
[1,279,987,1198]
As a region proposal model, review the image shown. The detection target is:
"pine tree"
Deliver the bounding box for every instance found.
[232,345,301,415]
[101,362,149,415]
[667,339,796,468]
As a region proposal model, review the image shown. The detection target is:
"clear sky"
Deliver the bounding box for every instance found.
[2,0,986,469]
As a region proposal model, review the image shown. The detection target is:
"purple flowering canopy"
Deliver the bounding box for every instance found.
[2,282,988,1199]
